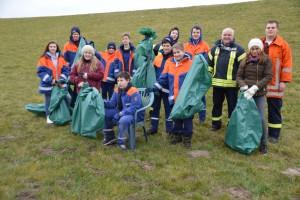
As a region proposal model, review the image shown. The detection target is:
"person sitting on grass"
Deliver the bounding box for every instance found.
[103,71,144,150]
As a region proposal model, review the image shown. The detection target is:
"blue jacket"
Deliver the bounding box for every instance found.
[153,51,173,80]
[115,43,135,76]
[104,86,144,122]
[155,54,192,105]
[37,52,69,94]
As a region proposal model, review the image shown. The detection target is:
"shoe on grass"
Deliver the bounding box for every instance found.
[46,116,53,124]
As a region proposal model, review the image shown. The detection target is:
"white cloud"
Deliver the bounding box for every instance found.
[0,0,256,18]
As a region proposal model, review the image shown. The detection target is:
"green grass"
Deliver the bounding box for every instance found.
[0,0,300,199]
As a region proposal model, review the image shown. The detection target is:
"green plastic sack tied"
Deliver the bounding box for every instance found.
[48,86,71,125]
[71,83,105,138]
[170,54,212,119]
[132,27,157,88]
[25,103,45,116]
[225,93,263,154]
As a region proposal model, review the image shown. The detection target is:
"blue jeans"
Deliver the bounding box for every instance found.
[254,96,267,146]
[104,108,134,145]
[44,93,51,116]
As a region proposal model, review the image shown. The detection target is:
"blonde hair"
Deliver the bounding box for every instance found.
[172,42,184,51]
[77,45,98,72]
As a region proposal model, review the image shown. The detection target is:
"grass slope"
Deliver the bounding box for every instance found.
[0,0,299,199]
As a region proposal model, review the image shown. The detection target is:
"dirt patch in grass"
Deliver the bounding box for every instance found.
[227,187,252,200]
[187,150,210,158]
[213,186,252,200]
[40,146,77,156]
[132,159,154,171]
[15,191,37,200]
[59,147,77,154]
[40,147,56,156]
[0,135,16,142]
[256,165,270,170]
[282,168,300,177]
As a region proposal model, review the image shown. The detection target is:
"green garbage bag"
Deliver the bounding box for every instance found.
[170,54,212,119]
[132,27,157,88]
[48,86,71,125]
[71,83,105,138]
[225,93,263,154]
[25,103,45,116]
[71,37,87,68]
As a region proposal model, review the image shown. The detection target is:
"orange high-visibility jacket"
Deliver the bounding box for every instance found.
[184,41,210,58]
[262,35,293,98]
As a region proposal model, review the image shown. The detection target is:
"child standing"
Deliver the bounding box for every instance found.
[148,36,174,135]
[37,41,69,124]
[155,43,194,148]
[103,72,144,150]
[115,33,135,76]
[184,25,210,123]
[100,42,120,100]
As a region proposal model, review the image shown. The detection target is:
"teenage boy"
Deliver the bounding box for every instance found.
[103,72,144,150]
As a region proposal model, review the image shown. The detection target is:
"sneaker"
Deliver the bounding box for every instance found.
[118,144,127,151]
[46,116,53,124]
[268,137,279,144]
[103,138,117,146]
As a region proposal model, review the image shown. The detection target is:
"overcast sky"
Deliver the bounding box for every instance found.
[0,0,256,18]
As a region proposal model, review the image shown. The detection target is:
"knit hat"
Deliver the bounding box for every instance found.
[107,42,116,50]
[248,38,264,50]
[81,45,95,55]
[161,36,173,45]
[70,26,80,35]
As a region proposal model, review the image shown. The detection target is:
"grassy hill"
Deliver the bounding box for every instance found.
[0,0,299,199]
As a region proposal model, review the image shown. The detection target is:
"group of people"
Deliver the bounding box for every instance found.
[36,20,292,153]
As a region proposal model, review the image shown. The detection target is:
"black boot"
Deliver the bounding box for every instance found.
[182,135,192,149]
[259,143,267,155]
[169,132,182,145]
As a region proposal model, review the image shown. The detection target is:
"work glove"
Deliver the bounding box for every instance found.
[240,85,248,91]
[244,85,259,100]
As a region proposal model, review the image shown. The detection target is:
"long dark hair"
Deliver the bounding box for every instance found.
[41,41,61,57]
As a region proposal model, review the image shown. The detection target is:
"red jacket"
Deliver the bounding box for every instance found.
[70,59,104,93]
[262,35,293,98]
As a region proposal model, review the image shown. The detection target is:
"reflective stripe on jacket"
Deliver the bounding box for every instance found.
[155,54,192,105]
[37,53,69,94]
[208,40,246,87]
[262,35,293,98]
